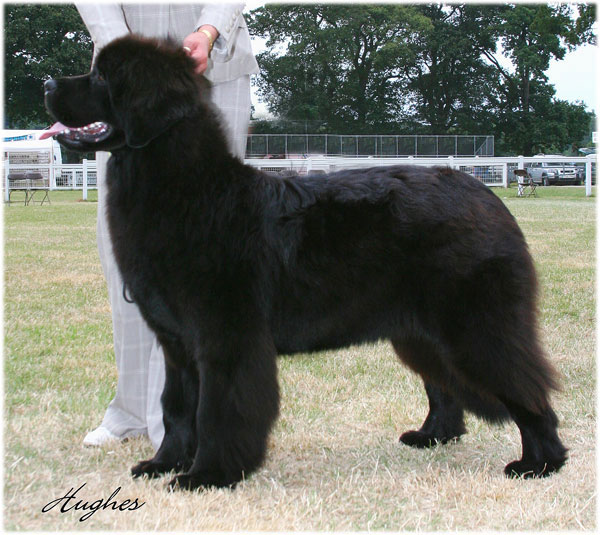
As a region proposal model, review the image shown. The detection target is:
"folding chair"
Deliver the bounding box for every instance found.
[26,172,50,205]
[514,169,537,197]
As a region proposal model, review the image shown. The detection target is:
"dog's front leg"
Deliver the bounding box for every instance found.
[169,330,280,491]
[132,339,198,478]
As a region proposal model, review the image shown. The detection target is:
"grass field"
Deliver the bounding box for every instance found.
[3,186,596,531]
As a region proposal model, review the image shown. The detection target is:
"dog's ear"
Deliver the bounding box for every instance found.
[101,39,203,148]
[117,86,198,148]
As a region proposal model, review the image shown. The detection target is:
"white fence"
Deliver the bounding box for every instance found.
[3,154,597,202]
[247,155,596,196]
[3,158,98,202]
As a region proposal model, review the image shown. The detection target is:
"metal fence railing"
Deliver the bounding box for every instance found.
[246,134,495,159]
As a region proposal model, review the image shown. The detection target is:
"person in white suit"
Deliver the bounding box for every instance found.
[76,4,259,449]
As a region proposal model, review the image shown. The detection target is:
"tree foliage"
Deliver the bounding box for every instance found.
[403,4,502,134]
[249,3,595,155]
[4,3,594,155]
[4,4,93,128]
[480,3,596,154]
[248,4,432,133]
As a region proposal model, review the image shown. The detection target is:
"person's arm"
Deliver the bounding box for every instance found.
[182,4,246,74]
[195,3,245,47]
[76,4,130,50]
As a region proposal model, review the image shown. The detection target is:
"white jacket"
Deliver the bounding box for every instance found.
[76,3,259,83]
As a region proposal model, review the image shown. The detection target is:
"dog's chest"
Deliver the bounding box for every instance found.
[105,160,175,273]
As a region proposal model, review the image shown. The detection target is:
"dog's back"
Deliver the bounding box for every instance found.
[265,165,531,354]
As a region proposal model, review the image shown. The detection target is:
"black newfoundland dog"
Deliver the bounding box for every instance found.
[43,36,567,490]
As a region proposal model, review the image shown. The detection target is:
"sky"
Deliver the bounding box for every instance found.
[547,43,598,114]
[245,2,598,119]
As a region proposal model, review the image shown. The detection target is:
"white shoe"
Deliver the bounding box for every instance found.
[83,426,120,447]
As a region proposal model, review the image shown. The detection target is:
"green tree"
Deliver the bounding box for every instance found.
[248,4,431,133]
[482,3,596,155]
[495,87,592,155]
[249,3,594,155]
[4,4,92,129]
[403,4,502,134]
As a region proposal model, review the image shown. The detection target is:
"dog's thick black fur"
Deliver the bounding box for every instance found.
[44,36,567,490]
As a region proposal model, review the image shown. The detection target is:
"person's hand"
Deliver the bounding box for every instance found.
[183,25,218,75]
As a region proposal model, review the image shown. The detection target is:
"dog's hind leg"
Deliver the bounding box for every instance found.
[445,254,568,477]
[453,318,567,477]
[169,329,280,491]
[399,381,466,448]
[499,399,568,478]
[131,340,198,479]
[444,323,568,477]
[392,338,466,448]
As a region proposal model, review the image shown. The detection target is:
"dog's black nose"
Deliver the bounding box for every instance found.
[44,79,57,93]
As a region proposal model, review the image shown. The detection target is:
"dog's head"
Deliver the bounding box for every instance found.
[43,35,206,151]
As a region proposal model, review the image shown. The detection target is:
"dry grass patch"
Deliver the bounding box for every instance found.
[4,189,595,530]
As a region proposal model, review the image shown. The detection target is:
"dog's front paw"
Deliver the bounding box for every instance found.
[399,430,460,449]
[131,458,173,479]
[167,470,238,491]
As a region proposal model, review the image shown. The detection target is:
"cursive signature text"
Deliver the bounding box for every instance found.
[42,483,145,522]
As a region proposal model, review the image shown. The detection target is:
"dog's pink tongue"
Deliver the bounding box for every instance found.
[39,122,67,140]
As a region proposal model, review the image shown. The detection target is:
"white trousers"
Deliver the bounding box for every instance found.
[95,75,251,450]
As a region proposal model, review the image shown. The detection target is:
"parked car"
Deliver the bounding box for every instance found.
[527,159,581,186]
[569,163,586,183]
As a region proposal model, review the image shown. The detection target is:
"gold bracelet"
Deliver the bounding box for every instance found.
[196,28,215,52]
